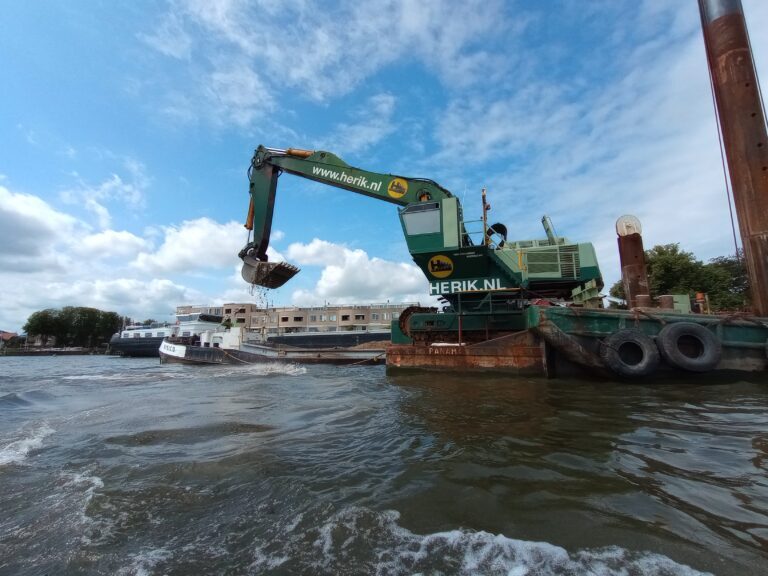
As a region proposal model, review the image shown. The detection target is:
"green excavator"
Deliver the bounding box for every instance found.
[239,145,603,342]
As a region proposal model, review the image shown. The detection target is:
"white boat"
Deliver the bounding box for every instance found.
[159,327,385,366]
[108,313,224,357]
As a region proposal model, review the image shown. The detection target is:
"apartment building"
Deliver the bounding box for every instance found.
[176,302,417,336]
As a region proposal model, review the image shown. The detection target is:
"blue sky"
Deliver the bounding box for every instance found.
[1,0,767,331]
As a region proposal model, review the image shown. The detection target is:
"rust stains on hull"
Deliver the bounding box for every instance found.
[386,331,545,374]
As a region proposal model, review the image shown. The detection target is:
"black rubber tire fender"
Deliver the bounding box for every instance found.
[599,329,660,378]
[656,322,721,372]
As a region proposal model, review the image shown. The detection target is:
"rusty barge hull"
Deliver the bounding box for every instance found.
[385,305,768,378]
[387,331,545,375]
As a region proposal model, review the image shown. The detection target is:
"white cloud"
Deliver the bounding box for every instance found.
[73,230,149,260]
[131,217,245,273]
[0,185,243,331]
[138,12,193,59]
[0,186,80,270]
[59,160,148,229]
[204,62,275,127]
[317,93,397,155]
[143,0,513,127]
[285,238,428,304]
[39,278,194,319]
[286,238,349,266]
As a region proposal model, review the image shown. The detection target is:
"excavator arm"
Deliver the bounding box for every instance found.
[240,145,458,289]
[239,144,603,309]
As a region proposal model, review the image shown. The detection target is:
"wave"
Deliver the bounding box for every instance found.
[251,507,712,575]
[104,422,273,447]
[58,364,306,385]
[0,389,56,410]
[200,363,308,378]
[0,423,54,466]
[0,392,32,409]
[117,548,173,576]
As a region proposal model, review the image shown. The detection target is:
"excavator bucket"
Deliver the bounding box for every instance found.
[241,259,300,289]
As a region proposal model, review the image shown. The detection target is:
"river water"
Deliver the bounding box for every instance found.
[1,356,767,575]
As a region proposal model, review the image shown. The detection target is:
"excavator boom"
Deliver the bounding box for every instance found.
[241,145,454,289]
[239,145,603,308]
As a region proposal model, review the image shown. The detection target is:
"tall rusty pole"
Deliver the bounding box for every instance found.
[616,215,650,308]
[699,0,768,316]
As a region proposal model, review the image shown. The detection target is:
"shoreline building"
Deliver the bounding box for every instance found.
[175,302,417,338]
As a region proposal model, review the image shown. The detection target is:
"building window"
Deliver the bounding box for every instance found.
[310,315,317,322]
[281,317,289,323]
[391,312,399,319]
[371,313,379,320]
[341,315,350,321]
[329,314,337,321]
[382,313,389,320]
[354,314,365,321]
[225,308,232,314]
[293,316,303,322]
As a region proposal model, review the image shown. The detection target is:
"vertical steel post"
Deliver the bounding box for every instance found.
[699,0,768,316]
[616,216,650,308]
[618,232,651,308]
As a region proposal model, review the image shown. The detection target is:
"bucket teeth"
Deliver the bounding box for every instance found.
[241,261,300,289]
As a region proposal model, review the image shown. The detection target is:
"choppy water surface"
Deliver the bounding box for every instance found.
[1,356,767,575]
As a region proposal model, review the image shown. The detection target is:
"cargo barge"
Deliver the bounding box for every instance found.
[386,305,768,378]
[159,327,385,366]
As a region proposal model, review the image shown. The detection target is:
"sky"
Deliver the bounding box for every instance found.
[1,0,767,332]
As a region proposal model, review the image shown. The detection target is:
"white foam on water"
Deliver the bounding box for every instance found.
[251,507,714,576]
[0,423,54,466]
[117,547,172,576]
[55,469,115,546]
[63,374,126,381]
[66,471,104,502]
[207,363,308,378]
[62,372,189,382]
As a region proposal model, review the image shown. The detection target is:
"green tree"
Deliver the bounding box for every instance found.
[24,306,123,347]
[23,309,61,345]
[607,244,748,312]
[97,311,123,343]
[645,244,704,296]
[703,251,749,310]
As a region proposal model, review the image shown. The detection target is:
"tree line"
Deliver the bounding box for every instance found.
[23,307,122,347]
[609,244,748,311]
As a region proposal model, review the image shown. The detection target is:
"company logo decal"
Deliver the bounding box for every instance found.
[387,178,408,199]
[428,255,454,278]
